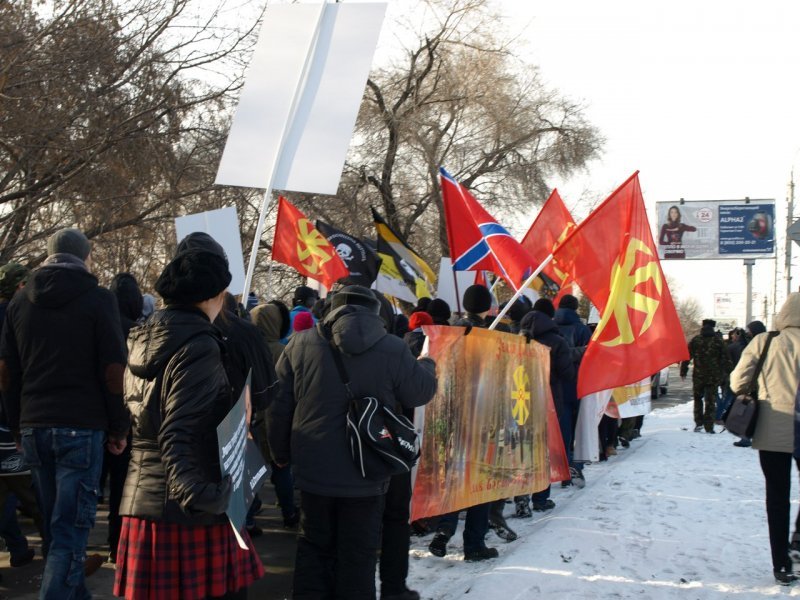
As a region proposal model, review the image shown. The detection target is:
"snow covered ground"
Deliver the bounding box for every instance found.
[407,401,800,599]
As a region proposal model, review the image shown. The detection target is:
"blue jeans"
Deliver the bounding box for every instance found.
[271,462,297,520]
[22,427,104,600]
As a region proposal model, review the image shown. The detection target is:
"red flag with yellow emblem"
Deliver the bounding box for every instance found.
[520,189,577,300]
[553,173,689,397]
[272,196,349,288]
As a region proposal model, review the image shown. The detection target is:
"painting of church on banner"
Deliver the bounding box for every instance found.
[411,326,555,522]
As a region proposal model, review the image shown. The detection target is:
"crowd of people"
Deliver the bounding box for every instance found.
[5,226,795,597]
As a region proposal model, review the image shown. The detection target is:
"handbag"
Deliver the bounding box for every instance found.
[724,331,778,438]
[328,341,420,480]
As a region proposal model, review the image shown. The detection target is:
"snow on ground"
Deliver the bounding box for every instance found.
[407,402,800,599]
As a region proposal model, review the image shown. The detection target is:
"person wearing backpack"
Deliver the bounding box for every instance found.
[268,285,436,599]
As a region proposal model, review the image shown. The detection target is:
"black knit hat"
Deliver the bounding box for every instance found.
[702,318,716,328]
[558,294,579,311]
[155,250,232,305]
[47,228,91,260]
[175,232,228,264]
[0,262,29,299]
[462,284,492,314]
[293,285,319,306]
[533,297,555,318]
[747,320,766,336]
[427,298,451,324]
[329,285,381,314]
[506,298,531,323]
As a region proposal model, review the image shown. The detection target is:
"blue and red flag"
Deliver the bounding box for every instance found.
[440,167,539,291]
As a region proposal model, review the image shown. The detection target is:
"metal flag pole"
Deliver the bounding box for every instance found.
[240,3,328,301]
[488,255,554,330]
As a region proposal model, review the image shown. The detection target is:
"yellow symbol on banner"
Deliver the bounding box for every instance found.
[594,238,662,347]
[511,365,531,426]
[296,219,334,275]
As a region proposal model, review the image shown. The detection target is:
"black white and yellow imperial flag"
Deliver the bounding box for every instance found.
[371,207,436,302]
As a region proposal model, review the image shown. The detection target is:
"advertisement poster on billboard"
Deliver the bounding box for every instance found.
[656,201,774,260]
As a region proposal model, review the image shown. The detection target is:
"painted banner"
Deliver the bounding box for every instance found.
[411,326,565,521]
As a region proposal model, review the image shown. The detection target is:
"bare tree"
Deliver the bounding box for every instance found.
[0,0,259,276]
[676,296,703,341]
[328,0,602,262]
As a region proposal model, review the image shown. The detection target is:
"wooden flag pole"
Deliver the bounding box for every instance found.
[488,255,554,331]
[451,263,463,315]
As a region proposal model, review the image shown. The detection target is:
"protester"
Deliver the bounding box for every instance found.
[250,300,300,528]
[430,285,506,560]
[104,272,144,563]
[729,294,800,585]
[0,261,42,580]
[0,228,128,597]
[552,294,589,487]
[284,285,319,341]
[114,248,263,599]
[380,308,434,600]
[680,319,731,433]
[517,299,575,514]
[269,285,436,599]
[426,298,452,326]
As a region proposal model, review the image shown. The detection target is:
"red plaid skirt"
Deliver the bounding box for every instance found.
[113,517,264,600]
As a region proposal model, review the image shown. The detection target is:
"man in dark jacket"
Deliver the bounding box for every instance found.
[0,228,128,598]
[517,305,576,514]
[268,285,436,600]
[553,294,590,487]
[680,318,732,433]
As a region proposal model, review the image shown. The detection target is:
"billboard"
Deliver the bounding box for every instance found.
[656,200,774,260]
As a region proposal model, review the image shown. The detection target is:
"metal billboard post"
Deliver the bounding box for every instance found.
[744,258,756,325]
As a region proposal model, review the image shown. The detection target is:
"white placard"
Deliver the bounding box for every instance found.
[174,207,247,297]
[215,3,387,195]
[435,258,477,313]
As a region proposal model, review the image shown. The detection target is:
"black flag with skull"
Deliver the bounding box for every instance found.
[315,220,382,287]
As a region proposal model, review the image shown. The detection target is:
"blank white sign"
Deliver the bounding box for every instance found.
[174,206,247,296]
[215,3,387,195]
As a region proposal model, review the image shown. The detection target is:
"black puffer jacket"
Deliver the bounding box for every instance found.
[268,304,437,497]
[120,307,233,524]
[520,311,575,407]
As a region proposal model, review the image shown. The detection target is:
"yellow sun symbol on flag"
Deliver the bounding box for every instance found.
[594,238,663,348]
[296,219,334,275]
[511,365,531,426]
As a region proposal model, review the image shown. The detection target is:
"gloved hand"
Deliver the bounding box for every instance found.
[188,475,233,515]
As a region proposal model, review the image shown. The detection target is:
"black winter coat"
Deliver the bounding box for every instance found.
[268,305,437,497]
[0,260,128,436]
[120,307,234,524]
[520,311,575,407]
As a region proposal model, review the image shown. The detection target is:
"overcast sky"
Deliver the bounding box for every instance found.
[504,1,800,325]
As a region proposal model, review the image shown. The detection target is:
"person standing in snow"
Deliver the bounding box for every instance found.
[680,318,731,433]
[729,294,800,585]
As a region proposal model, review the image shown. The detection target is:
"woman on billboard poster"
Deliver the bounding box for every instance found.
[659,205,697,259]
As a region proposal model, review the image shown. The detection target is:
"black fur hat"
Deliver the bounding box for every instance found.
[462,284,492,314]
[155,250,232,306]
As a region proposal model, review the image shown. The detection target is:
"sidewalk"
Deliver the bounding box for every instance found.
[0,484,298,600]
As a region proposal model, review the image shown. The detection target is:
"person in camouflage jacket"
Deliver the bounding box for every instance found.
[680,319,732,432]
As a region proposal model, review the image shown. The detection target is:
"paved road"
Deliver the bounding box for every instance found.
[1,365,692,599]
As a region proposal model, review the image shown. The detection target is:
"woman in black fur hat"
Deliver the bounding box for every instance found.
[114,250,263,599]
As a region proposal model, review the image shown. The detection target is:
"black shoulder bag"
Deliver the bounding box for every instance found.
[327,341,420,480]
[724,331,779,438]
